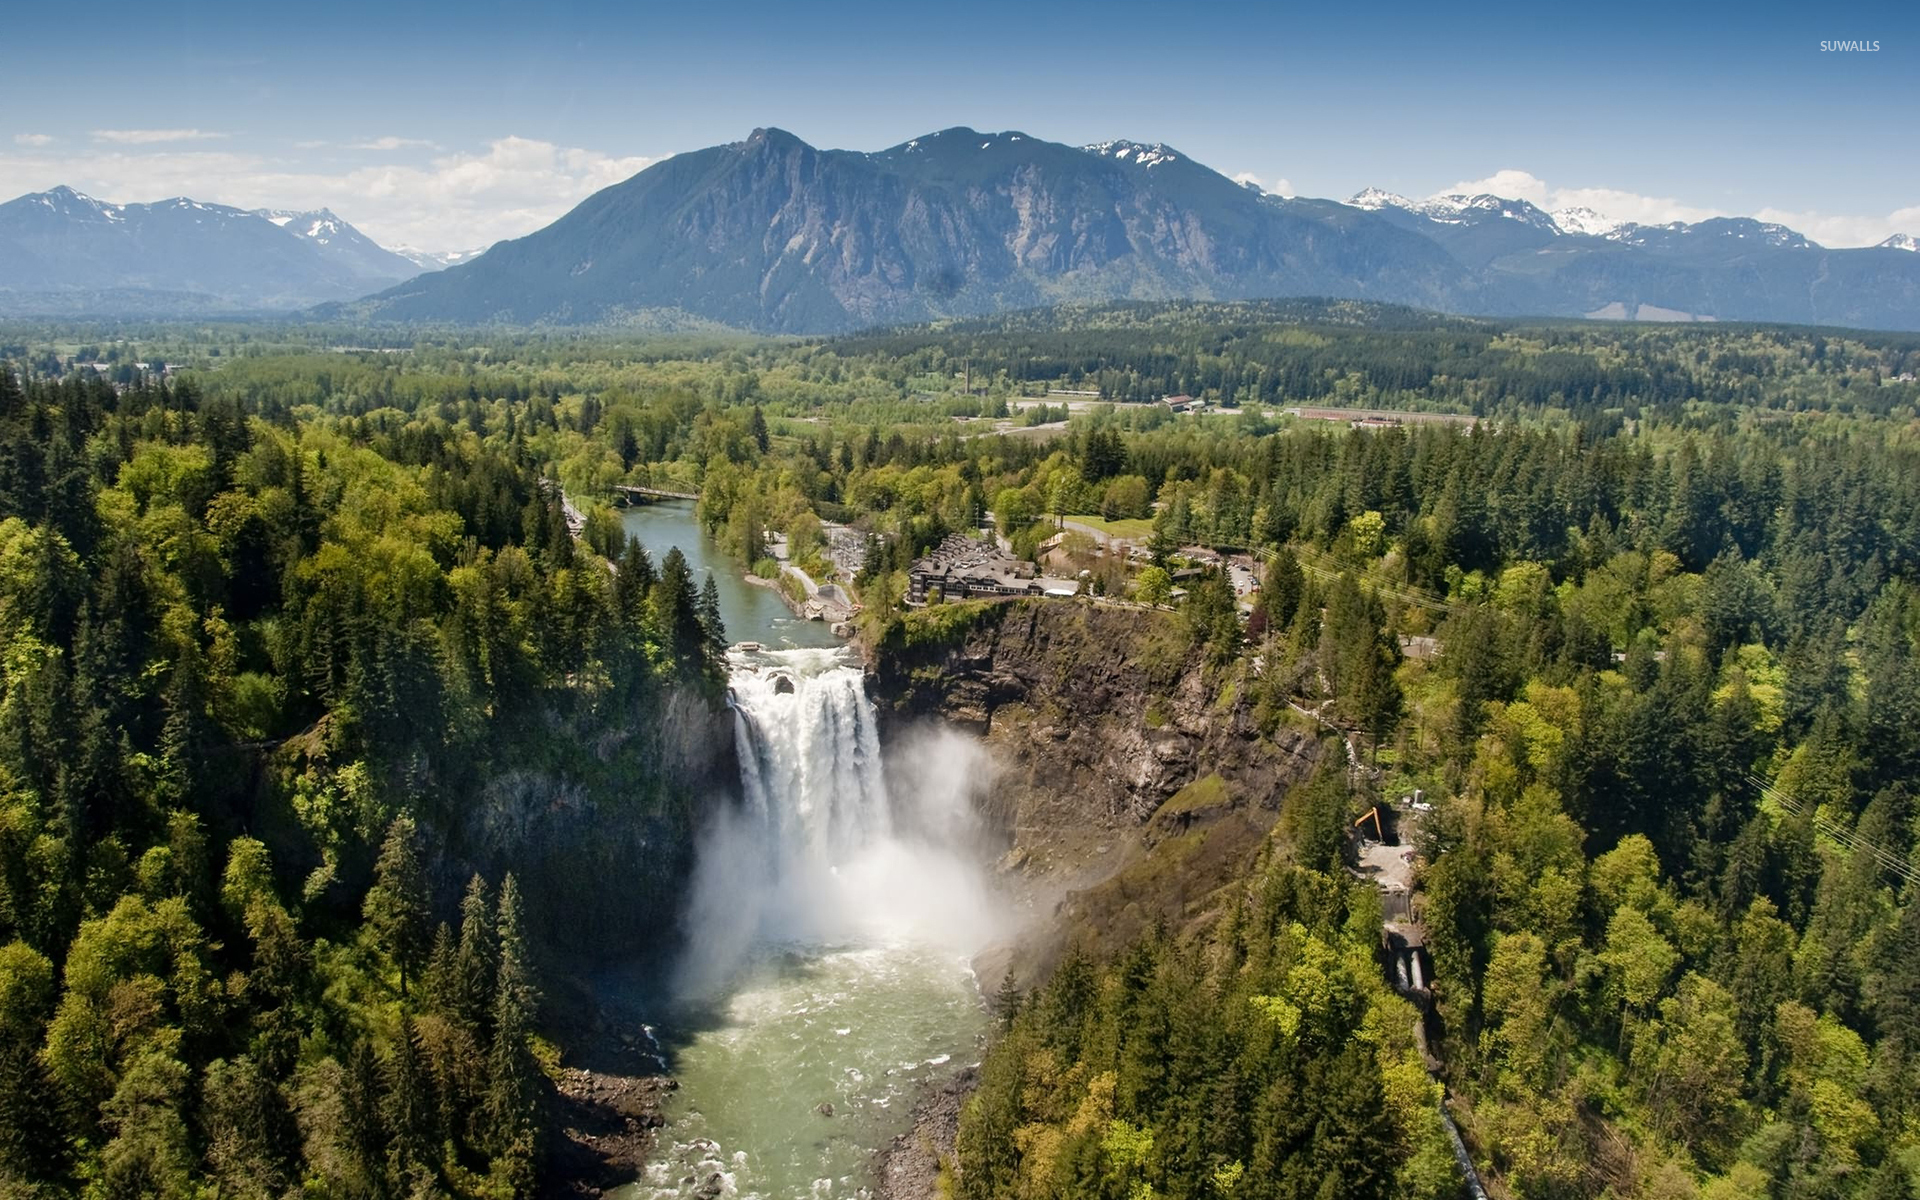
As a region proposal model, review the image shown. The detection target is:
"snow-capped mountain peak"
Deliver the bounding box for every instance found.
[1084,139,1184,168]
[254,207,350,246]
[1347,188,1559,232]
[1755,221,1811,248]
[1606,217,1816,251]
[1347,187,1417,211]
[389,245,487,271]
[34,185,126,222]
[0,186,424,307]
[1551,207,1624,237]
[1880,233,1919,252]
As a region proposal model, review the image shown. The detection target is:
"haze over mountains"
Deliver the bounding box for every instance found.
[0,188,439,314]
[5,127,1919,330]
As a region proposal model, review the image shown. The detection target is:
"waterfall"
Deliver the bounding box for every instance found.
[729,647,893,863]
[676,646,1005,996]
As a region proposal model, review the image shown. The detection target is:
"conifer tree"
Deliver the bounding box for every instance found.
[485,876,539,1189]
[697,574,727,663]
[341,1038,386,1195]
[364,816,430,997]
[0,941,60,1182]
[1261,546,1304,631]
[422,922,458,1016]
[653,548,705,668]
[455,874,496,1035]
[992,969,1022,1031]
[749,404,770,454]
[202,1055,294,1199]
[381,1018,436,1192]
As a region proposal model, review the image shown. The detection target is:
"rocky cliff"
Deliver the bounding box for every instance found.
[450,682,739,955]
[247,680,738,961]
[867,600,1323,975]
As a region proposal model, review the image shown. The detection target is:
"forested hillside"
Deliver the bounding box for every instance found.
[0,364,727,1197]
[938,409,1920,1197]
[959,808,1463,1200]
[5,303,1920,1199]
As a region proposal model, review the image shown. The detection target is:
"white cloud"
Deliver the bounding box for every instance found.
[1752,204,1920,249]
[91,128,229,144]
[1436,168,1916,246]
[1232,171,1295,198]
[13,133,54,147]
[348,136,438,152]
[0,135,658,253]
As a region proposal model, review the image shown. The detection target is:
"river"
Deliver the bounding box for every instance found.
[610,507,1002,1200]
[619,500,842,651]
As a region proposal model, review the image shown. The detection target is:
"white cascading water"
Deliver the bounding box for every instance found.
[675,645,1005,996]
[732,648,893,873]
[635,646,1007,1200]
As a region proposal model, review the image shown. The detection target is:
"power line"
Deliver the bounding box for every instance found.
[1749,773,1918,889]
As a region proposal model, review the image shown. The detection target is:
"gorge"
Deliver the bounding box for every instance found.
[595,499,1332,1198]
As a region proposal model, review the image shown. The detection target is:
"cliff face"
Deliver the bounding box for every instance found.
[868,601,1322,971]
[442,682,738,956]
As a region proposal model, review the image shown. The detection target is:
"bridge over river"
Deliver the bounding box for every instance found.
[614,484,700,502]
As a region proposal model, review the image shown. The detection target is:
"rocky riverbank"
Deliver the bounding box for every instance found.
[876,1065,979,1200]
[545,1066,675,1199]
[539,971,678,1198]
[740,569,858,638]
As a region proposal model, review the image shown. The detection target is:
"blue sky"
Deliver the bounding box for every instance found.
[3,0,1914,251]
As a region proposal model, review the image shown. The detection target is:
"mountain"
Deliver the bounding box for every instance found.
[1343,188,1920,329]
[0,187,420,311]
[356,127,1474,331]
[13,133,1919,331]
[356,129,1920,333]
[1605,216,1814,252]
[1348,188,1563,268]
[1880,233,1919,252]
[388,245,488,272]
[1551,207,1626,238]
[254,206,423,281]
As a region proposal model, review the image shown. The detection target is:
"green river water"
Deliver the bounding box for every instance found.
[620,501,841,651]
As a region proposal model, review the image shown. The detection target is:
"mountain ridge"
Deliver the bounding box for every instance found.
[7,129,1919,330]
[351,127,1920,332]
[0,187,424,311]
